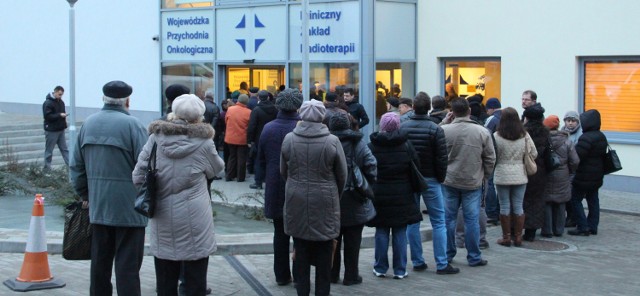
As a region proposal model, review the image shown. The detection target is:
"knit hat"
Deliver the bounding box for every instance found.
[171,94,205,122]
[386,97,400,108]
[164,84,190,102]
[257,90,270,101]
[563,110,580,121]
[238,94,249,105]
[379,112,400,132]
[230,90,241,102]
[103,80,133,99]
[328,112,351,131]
[325,92,338,102]
[249,87,260,93]
[299,99,326,123]
[275,88,303,111]
[486,98,501,109]
[543,115,560,130]
[523,104,545,120]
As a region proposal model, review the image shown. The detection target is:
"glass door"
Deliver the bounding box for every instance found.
[226,66,285,97]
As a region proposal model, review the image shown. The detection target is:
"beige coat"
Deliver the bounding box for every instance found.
[441,117,496,190]
[493,132,537,185]
[133,120,225,260]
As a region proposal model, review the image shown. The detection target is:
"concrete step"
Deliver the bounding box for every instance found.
[0,128,45,138]
[0,156,66,168]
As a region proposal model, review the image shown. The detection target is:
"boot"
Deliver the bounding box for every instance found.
[513,214,525,247]
[496,215,511,247]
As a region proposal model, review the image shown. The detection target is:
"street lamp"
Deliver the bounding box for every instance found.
[67,0,78,162]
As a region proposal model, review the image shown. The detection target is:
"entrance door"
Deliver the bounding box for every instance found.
[225,66,285,98]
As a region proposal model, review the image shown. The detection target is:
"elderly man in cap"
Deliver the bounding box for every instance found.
[70,81,149,296]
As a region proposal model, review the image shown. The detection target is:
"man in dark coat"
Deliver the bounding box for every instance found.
[257,88,302,286]
[429,95,448,124]
[42,85,69,169]
[568,109,608,236]
[344,87,369,129]
[247,90,278,189]
[401,92,458,275]
[203,90,220,129]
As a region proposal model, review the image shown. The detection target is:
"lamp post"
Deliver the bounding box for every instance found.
[67,0,78,161]
[301,0,309,100]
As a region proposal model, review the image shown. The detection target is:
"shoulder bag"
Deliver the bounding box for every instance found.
[349,143,375,202]
[545,135,562,172]
[406,142,428,193]
[603,144,622,174]
[524,135,537,176]
[134,142,158,218]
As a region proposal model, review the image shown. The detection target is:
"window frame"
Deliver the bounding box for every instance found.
[579,56,640,145]
[439,56,501,100]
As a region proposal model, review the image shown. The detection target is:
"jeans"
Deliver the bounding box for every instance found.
[496,184,527,215]
[484,176,499,219]
[374,226,407,276]
[293,238,333,296]
[443,185,483,265]
[571,186,600,232]
[44,130,69,169]
[90,225,145,296]
[406,177,448,270]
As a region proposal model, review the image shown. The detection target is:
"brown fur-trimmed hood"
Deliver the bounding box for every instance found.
[148,120,214,139]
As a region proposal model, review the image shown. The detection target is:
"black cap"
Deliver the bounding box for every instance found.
[103,81,132,99]
[325,92,338,102]
[249,86,260,93]
[164,84,190,103]
[387,97,400,108]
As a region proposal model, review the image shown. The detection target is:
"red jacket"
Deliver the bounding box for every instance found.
[224,103,251,145]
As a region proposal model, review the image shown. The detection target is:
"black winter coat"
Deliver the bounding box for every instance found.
[366,130,422,228]
[401,114,448,183]
[247,101,278,144]
[346,100,370,129]
[203,99,220,127]
[429,109,447,124]
[523,120,549,229]
[332,129,378,227]
[573,110,608,191]
[43,93,67,131]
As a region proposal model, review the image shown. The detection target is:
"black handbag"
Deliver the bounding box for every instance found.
[134,142,158,218]
[63,201,92,260]
[348,144,374,202]
[406,143,428,193]
[545,135,562,172]
[603,144,622,174]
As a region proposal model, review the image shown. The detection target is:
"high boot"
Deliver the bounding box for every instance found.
[496,215,512,247]
[513,214,525,247]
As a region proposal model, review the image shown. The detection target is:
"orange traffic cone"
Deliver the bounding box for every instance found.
[3,194,65,292]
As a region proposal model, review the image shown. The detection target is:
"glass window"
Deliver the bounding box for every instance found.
[161,62,214,112]
[583,59,640,133]
[163,0,213,9]
[226,66,285,96]
[289,63,359,100]
[375,62,415,121]
[443,59,501,104]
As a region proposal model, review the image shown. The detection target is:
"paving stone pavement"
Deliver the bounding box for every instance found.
[1,212,639,295]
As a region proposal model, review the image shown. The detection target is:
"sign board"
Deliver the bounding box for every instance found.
[216,6,287,61]
[289,1,360,61]
[161,10,215,61]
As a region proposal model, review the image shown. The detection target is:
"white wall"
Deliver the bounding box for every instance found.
[0,0,160,113]
[417,0,640,178]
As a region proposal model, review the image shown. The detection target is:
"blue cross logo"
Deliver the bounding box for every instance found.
[235,14,266,53]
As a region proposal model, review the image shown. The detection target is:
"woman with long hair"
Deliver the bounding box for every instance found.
[493,107,537,247]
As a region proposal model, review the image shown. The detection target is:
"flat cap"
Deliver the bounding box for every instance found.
[103,80,132,99]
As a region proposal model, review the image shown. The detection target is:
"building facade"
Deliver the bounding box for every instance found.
[0,0,638,191]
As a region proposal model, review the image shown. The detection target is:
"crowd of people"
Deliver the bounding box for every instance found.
[53,79,610,296]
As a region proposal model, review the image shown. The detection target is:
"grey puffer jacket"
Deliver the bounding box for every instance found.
[133,120,225,260]
[544,130,579,203]
[280,121,348,241]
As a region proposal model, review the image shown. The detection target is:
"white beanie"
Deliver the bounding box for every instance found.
[171,94,205,122]
[299,99,326,123]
